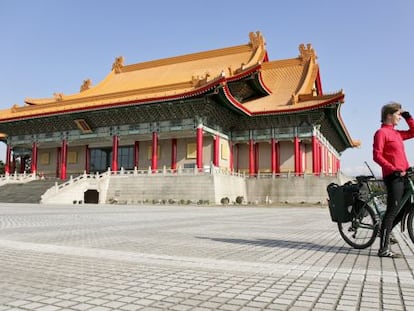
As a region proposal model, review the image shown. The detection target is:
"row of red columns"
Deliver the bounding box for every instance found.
[312,135,339,175]
[246,136,339,176]
[248,139,280,176]
[4,132,338,179]
[107,130,205,174]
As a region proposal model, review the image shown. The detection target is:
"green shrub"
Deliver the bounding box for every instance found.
[221,197,230,205]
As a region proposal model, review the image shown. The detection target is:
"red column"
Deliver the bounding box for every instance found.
[249,139,255,176]
[235,143,240,172]
[213,135,220,167]
[134,141,139,168]
[229,142,234,172]
[5,144,11,174]
[31,142,38,174]
[323,146,328,174]
[255,142,259,175]
[271,139,276,174]
[20,156,26,174]
[151,132,158,172]
[275,141,280,174]
[171,138,177,170]
[312,136,318,175]
[56,147,61,177]
[85,145,90,173]
[319,144,324,174]
[328,150,331,174]
[111,135,119,172]
[294,137,300,175]
[60,140,67,180]
[326,148,330,174]
[317,140,321,174]
[196,127,203,171]
[332,154,337,174]
[10,155,15,174]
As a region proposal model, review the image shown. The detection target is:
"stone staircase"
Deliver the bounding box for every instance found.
[0,180,58,203]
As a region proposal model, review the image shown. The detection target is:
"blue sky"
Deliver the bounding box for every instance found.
[1,0,413,176]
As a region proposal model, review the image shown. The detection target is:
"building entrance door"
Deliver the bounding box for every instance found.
[84,189,99,204]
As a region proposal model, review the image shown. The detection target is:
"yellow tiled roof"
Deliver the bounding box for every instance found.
[0,33,343,123]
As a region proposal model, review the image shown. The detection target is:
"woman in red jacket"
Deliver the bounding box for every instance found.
[373,102,414,258]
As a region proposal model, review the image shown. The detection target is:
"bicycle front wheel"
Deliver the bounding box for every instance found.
[337,202,379,249]
[406,207,414,243]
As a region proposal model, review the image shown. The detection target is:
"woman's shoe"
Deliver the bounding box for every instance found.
[378,249,402,258]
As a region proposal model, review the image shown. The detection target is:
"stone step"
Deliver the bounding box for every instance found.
[0,180,59,203]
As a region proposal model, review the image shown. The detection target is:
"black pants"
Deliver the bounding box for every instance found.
[380,174,409,251]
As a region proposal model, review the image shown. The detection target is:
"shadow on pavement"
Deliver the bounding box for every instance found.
[195,236,366,255]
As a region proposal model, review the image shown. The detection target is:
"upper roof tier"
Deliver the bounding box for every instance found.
[1,31,344,121]
[21,31,267,110]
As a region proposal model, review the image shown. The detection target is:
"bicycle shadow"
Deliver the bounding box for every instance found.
[195,236,367,255]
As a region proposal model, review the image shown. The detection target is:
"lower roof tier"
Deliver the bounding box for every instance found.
[1,97,356,153]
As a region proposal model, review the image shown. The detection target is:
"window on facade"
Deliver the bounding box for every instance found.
[90,146,134,172]
[90,149,110,173]
[118,146,133,170]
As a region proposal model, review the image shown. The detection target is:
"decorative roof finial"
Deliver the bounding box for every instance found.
[80,79,92,92]
[112,56,124,73]
[249,31,265,49]
[299,43,316,61]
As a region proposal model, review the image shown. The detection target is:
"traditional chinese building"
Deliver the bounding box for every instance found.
[0,32,358,204]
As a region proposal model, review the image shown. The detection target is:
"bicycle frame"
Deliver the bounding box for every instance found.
[366,174,414,230]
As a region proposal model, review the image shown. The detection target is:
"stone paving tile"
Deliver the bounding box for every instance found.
[1,204,414,310]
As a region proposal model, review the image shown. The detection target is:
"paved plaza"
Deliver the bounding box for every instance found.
[0,204,413,311]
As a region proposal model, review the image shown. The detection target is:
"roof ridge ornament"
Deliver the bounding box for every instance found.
[80,79,92,92]
[53,93,64,102]
[299,43,317,62]
[291,93,298,105]
[191,72,211,87]
[112,56,124,73]
[249,31,265,49]
[11,104,19,112]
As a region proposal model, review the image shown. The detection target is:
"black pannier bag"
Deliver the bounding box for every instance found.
[327,182,360,222]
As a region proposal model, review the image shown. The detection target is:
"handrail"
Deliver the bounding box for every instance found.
[0,172,37,186]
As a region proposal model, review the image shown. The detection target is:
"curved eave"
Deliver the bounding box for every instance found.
[226,64,272,99]
[257,70,273,95]
[226,64,262,82]
[216,85,252,116]
[250,93,345,116]
[330,105,359,150]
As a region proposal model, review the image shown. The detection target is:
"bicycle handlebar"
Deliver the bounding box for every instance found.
[355,167,414,183]
[355,175,375,183]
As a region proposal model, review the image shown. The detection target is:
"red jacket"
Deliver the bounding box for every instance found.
[373,117,414,178]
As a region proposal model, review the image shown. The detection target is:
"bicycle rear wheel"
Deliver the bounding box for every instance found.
[337,202,379,249]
